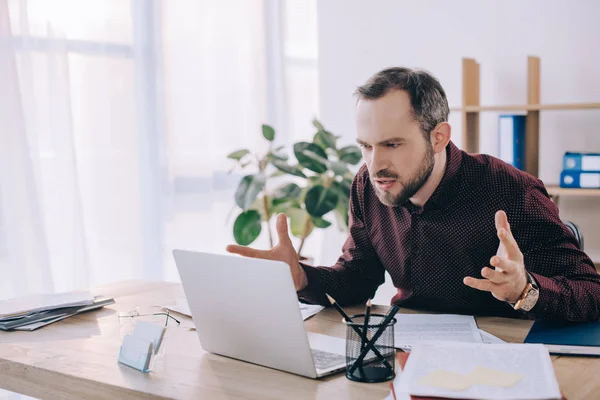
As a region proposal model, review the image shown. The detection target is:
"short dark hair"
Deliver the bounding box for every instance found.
[355,67,449,138]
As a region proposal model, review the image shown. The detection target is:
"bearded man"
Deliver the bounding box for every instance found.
[227,67,600,322]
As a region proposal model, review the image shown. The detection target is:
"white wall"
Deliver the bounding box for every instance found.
[316,0,600,303]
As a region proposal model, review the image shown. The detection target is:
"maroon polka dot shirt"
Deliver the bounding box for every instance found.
[298,141,600,322]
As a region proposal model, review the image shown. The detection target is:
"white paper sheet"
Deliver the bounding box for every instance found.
[299,303,324,320]
[398,342,561,400]
[479,329,506,344]
[163,300,192,317]
[164,300,324,321]
[393,314,483,349]
[0,291,94,319]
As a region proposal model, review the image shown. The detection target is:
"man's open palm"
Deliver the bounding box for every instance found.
[226,214,308,291]
[463,210,528,303]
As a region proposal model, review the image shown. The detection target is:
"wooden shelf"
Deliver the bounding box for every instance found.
[450,103,600,112]
[546,186,600,197]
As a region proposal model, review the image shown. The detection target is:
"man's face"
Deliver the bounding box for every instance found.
[355,90,435,207]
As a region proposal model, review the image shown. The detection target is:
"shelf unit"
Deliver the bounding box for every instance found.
[452,57,600,268]
[546,186,600,198]
[452,56,600,189]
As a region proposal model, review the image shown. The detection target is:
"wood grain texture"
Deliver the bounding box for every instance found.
[546,186,600,197]
[0,281,598,399]
[525,110,540,177]
[527,56,541,106]
[461,58,480,154]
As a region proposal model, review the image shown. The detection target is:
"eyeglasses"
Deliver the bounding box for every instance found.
[117,308,181,327]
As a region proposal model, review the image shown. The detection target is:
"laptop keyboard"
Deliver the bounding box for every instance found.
[311,349,346,370]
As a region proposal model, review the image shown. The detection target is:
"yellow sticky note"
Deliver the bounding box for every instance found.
[468,366,523,387]
[417,369,472,391]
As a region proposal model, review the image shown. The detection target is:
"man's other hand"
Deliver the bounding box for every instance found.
[463,210,528,303]
[226,213,309,291]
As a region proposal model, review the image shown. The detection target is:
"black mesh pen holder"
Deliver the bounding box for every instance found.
[344,314,396,383]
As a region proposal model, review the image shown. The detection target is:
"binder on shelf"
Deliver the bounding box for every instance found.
[498,114,526,170]
[563,152,600,171]
[560,170,600,189]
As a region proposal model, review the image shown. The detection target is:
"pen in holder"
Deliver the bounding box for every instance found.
[344,313,397,383]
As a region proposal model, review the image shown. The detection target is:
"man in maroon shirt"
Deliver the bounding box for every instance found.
[227,67,600,322]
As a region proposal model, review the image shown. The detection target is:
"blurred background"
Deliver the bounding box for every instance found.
[1,0,599,317]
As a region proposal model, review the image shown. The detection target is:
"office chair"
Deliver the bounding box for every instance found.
[563,220,584,251]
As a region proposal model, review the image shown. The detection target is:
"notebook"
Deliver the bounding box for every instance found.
[524,320,600,356]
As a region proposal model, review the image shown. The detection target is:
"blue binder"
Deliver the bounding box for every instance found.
[525,320,600,356]
[563,152,600,171]
[498,114,526,170]
[560,170,600,189]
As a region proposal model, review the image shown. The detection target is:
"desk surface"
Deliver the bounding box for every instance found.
[0,280,599,400]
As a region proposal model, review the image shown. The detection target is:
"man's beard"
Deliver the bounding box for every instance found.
[371,144,436,207]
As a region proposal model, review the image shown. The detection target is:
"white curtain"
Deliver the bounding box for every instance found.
[0,0,290,300]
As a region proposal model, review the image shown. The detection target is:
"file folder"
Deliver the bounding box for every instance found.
[525,320,600,356]
[560,170,600,189]
[563,152,600,171]
[498,114,526,170]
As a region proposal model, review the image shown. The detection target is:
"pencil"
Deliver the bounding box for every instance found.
[325,293,353,322]
[361,299,371,350]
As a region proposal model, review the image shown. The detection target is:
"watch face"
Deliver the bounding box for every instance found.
[521,287,540,312]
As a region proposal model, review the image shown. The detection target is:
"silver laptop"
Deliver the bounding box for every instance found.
[172,249,348,378]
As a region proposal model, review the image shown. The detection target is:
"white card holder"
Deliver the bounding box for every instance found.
[118,321,166,372]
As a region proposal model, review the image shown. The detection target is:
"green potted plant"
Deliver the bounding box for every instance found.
[226,119,362,260]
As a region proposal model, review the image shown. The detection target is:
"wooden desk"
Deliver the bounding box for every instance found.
[0,280,598,399]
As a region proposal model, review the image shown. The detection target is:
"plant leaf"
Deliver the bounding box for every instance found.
[294,142,328,173]
[271,159,307,178]
[262,124,275,141]
[305,185,339,217]
[267,150,288,161]
[308,175,323,186]
[273,183,302,200]
[312,118,325,131]
[313,130,337,150]
[287,207,313,239]
[311,216,332,229]
[333,201,349,231]
[332,180,351,200]
[233,210,262,245]
[235,174,265,210]
[227,149,250,161]
[338,145,362,165]
[331,161,349,176]
[271,198,301,215]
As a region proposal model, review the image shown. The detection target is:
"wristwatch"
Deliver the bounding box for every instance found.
[511,273,539,312]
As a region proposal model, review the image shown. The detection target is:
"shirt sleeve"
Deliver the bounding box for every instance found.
[297,170,385,307]
[512,181,600,322]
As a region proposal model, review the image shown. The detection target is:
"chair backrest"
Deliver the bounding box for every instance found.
[563,220,584,251]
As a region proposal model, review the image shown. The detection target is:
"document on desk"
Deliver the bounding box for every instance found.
[393,314,482,349]
[0,290,94,319]
[398,342,561,400]
[299,303,324,320]
[164,300,324,321]
[163,300,192,317]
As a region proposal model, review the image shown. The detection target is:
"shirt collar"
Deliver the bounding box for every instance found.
[405,140,463,213]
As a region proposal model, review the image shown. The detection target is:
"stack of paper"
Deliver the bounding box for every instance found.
[0,290,114,331]
[393,314,505,350]
[397,342,562,400]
